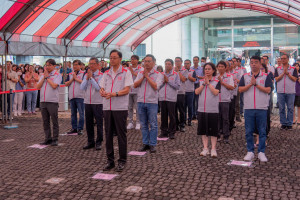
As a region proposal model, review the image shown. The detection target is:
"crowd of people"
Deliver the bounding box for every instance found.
[1,50,300,172]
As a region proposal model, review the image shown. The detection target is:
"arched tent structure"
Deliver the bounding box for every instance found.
[0,0,300,58]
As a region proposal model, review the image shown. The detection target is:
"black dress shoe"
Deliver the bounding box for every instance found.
[115,163,125,172]
[83,144,95,150]
[192,116,197,120]
[224,138,229,144]
[149,145,156,153]
[67,129,77,134]
[139,144,150,152]
[40,140,52,145]
[176,127,179,131]
[188,120,192,126]
[103,163,115,171]
[95,144,101,150]
[169,134,175,139]
[180,127,185,132]
[51,140,58,146]
[77,130,83,135]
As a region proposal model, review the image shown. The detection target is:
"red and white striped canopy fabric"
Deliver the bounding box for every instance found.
[0,0,299,56]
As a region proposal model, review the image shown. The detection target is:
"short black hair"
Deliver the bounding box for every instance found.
[236,58,241,62]
[90,57,99,64]
[175,57,182,62]
[110,49,122,58]
[261,63,268,73]
[203,62,217,76]
[73,60,82,65]
[184,59,191,63]
[145,54,156,62]
[131,55,139,60]
[217,61,227,68]
[165,58,174,66]
[262,55,269,60]
[250,55,261,62]
[46,59,56,66]
[193,56,199,60]
[201,57,206,61]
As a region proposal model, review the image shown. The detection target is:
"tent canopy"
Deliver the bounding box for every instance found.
[0,0,300,58]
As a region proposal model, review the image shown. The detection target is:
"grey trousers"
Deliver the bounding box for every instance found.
[41,102,59,141]
[128,93,139,124]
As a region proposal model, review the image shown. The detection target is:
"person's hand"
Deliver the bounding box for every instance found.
[218,75,223,84]
[105,92,115,99]
[129,66,134,74]
[86,69,92,80]
[143,70,149,78]
[204,76,210,85]
[164,74,169,83]
[44,70,49,79]
[251,75,256,85]
[73,72,77,81]
[100,88,106,97]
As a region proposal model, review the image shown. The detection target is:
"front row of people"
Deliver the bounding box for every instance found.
[37,52,276,174]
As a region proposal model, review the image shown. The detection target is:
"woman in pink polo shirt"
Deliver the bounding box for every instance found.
[25,65,39,115]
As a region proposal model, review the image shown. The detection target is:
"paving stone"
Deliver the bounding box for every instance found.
[0,110,298,199]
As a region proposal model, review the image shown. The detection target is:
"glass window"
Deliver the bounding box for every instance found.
[208,19,231,28]
[208,29,232,48]
[274,26,300,47]
[234,16,271,26]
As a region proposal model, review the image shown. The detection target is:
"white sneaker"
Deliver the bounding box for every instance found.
[258,152,268,162]
[211,149,217,158]
[243,152,255,161]
[127,123,134,130]
[14,112,18,117]
[200,149,210,156]
[135,123,140,130]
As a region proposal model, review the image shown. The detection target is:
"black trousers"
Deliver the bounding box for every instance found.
[41,102,59,141]
[229,96,236,131]
[175,94,185,128]
[160,101,176,136]
[103,110,128,165]
[219,102,230,139]
[85,104,103,145]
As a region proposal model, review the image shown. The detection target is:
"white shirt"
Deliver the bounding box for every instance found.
[100,66,133,88]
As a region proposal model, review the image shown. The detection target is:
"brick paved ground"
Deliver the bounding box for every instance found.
[0,109,299,200]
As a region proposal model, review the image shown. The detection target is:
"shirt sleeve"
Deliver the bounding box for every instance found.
[156,73,164,89]
[90,77,100,91]
[125,70,134,87]
[274,68,279,77]
[293,68,298,78]
[168,74,181,90]
[265,75,273,88]
[80,75,88,90]
[99,74,105,88]
[38,75,44,84]
[228,76,234,87]
[238,75,245,87]
[54,74,62,85]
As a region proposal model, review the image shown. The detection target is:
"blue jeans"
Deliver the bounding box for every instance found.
[277,93,295,126]
[138,103,158,146]
[26,90,38,113]
[244,109,267,153]
[185,92,194,121]
[70,98,85,130]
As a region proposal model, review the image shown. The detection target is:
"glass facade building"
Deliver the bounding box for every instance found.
[181,16,300,66]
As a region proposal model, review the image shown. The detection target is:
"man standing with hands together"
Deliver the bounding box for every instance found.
[100,50,133,172]
[37,59,62,146]
[134,54,162,153]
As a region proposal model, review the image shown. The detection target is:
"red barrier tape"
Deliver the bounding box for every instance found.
[0,85,66,95]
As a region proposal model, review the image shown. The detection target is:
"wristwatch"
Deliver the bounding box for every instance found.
[116,92,119,97]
